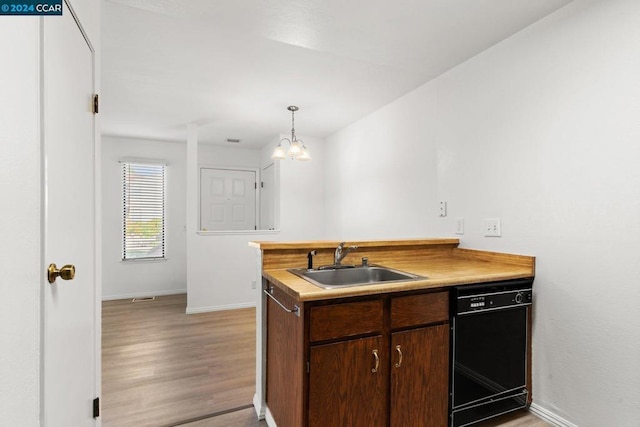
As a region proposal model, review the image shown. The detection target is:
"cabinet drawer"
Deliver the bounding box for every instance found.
[310,300,383,342]
[391,291,449,329]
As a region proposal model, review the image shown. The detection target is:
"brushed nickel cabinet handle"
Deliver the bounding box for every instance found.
[372,349,379,373]
[394,345,403,368]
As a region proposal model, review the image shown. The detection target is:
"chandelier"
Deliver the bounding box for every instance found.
[271,106,311,161]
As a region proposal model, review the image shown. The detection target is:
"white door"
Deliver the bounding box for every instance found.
[43,2,98,425]
[260,163,275,230]
[200,168,257,231]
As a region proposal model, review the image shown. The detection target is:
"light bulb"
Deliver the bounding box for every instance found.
[287,140,302,158]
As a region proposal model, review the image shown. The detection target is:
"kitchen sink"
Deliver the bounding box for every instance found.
[288,265,426,289]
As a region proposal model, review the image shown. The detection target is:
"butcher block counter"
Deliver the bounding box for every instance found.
[250,238,535,427]
[250,238,535,301]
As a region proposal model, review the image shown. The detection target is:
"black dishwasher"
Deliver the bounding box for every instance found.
[450,278,533,427]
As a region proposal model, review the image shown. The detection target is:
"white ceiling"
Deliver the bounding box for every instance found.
[101,0,573,148]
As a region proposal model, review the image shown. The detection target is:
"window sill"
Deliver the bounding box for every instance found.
[196,229,281,236]
[121,258,168,263]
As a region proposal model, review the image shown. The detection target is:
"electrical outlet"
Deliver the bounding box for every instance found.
[455,217,464,235]
[251,280,257,289]
[483,218,501,237]
[439,201,447,217]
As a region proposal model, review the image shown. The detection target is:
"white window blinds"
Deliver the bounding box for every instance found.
[122,162,165,260]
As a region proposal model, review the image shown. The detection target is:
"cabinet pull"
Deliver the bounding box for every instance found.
[372,349,380,373]
[394,345,403,368]
[264,287,300,317]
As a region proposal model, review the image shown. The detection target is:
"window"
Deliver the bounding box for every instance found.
[122,162,165,260]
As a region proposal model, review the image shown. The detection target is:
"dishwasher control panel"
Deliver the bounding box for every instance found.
[454,279,533,315]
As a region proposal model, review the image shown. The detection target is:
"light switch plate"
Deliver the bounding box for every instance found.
[455,217,464,235]
[484,218,501,237]
[439,201,447,217]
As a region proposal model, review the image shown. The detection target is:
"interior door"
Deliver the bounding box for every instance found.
[43,2,98,425]
[200,168,257,231]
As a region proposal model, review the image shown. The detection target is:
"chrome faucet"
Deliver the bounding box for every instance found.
[334,242,358,266]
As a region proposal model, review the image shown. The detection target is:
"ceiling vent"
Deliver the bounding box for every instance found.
[226,138,241,144]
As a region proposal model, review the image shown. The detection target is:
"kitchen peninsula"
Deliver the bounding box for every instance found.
[250,238,535,427]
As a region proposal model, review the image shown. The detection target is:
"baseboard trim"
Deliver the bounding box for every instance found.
[186,301,256,314]
[253,393,265,420]
[530,403,578,427]
[264,407,277,427]
[102,289,186,301]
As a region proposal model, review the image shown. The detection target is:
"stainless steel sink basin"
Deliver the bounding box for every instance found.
[288,266,426,289]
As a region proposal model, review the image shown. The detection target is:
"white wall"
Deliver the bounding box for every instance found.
[0,0,100,423]
[101,136,187,299]
[0,19,42,426]
[199,143,261,169]
[325,0,640,425]
[186,135,325,313]
[324,85,439,240]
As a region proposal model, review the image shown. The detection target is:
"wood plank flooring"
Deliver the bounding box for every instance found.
[102,294,255,427]
[103,293,549,427]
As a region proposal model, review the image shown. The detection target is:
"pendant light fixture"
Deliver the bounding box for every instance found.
[271,106,311,161]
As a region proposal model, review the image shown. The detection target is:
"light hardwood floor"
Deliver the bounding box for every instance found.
[103,293,548,427]
[102,294,255,427]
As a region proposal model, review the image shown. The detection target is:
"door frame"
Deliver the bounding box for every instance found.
[259,162,276,230]
[39,0,102,422]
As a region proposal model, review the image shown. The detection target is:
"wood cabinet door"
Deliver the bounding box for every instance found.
[390,324,449,427]
[266,289,304,427]
[309,336,388,427]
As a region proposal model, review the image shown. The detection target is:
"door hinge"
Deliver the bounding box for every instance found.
[261,181,264,188]
[254,182,257,190]
[92,94,99,114]
[93,397,100,418]
[306,361,310,374]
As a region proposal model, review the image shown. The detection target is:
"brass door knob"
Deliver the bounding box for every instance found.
[48,263,76,284]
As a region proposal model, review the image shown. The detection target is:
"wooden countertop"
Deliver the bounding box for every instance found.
[252,239,535,302]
